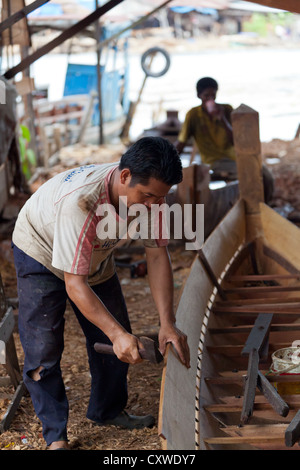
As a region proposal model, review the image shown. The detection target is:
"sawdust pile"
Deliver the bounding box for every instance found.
[262,137,300,221]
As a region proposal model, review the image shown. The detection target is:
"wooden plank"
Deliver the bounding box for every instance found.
[228,274,300,281]
[205,401,285,413]
[0,307,15,344]
[205,374,300,385]
[0,163,9,214]
[231,104,264,216]
[215,297,300,306]
[160,201,246,450]
[15,76,35,96]
[213,302,300,313]
[204,435,285,445]
[257,371,289,417]
[0,382,26,433]
[222,424,287,437]
[35,110,84,126]
[241,313,273,356]
[198,249,227,300]
[4,0,125,79]
[225,285,300,294]
[210,323,300,335]
[261,208,300,274]
[0,273,25,432]
[207,342,294,356]
[5,336,22,388]
[224,241,255,278]
[1,0,30,46]
[242,0,300,15]
[206,394,300,415]
[222,394,300,406]
[201,199,246,282]
[285,410,300,447]
[240,349,259,424]
[0,0,49,34]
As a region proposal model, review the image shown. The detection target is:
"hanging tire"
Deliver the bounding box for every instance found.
[140,47,171,78]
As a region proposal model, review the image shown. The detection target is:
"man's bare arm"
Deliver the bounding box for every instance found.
[64,272,142,364]
[145,246,190,368]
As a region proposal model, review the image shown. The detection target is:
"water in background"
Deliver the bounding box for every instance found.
[9,45,300,143]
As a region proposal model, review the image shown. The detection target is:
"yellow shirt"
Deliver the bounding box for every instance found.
[178,104,236,165]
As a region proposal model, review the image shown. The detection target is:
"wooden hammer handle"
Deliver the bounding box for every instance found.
[94,342,147,360]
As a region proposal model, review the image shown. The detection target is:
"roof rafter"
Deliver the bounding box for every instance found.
[241,0,300,14]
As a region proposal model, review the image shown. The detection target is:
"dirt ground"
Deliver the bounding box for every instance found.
[1,136,300,451]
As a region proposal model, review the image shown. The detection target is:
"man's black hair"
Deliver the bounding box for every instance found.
[196,77,218,95]
[119,136,183,186]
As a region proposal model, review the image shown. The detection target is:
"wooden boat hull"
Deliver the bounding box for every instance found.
[159,105,300,450]
[159,200,300,450]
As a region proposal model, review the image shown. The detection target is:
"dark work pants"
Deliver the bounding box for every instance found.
[13,244,131,446]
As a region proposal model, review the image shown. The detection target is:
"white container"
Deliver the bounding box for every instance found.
[271,347,300,375]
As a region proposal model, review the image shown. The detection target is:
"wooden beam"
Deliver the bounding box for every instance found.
[198,249,227,300]
[215,297,300,306]
[227,274,300,281]
[241,313,273,357]
[257,371,289,417]
[0,0,49,34]
[242,0,300,14]
[212,302,300,313]
[205,373,300,385]
[207,342,294,356]
[231,104,264,214]
[204,435,285,445]
[1,0,30,46]
[285,410,300,447]
[210,323,300,335]
[263,244,300,275]
[0,382,26,432]
[3,0,125,79]
[205,395,294,414]
[240,348,259,424]
[225,285,300,294]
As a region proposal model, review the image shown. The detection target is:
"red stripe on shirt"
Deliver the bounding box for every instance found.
[71,168,117,274]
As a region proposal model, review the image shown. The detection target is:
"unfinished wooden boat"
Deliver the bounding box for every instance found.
[159,104,300,450]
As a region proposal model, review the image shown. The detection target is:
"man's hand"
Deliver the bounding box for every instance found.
[145,246,190,369]
[206,100,224,120]
[159,323,190,369]
[64,272,143,365]
[112,332,144,365]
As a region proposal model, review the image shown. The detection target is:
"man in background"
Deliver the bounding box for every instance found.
[176,76,274,202]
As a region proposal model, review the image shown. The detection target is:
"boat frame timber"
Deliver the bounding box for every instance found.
[159,104,300,450]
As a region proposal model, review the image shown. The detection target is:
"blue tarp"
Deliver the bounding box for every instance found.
[63,63,130,124]
[170,6,217,15]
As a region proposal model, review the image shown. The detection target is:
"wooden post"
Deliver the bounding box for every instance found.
[231,104,264,262]
[231,104,264,214]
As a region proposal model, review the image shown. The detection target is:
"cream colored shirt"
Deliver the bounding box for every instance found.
[13,163,168,285]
